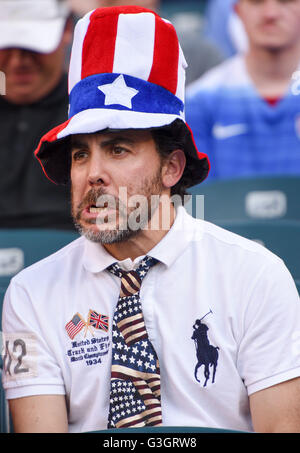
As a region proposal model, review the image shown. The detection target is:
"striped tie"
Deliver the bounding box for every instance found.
[107,256,162,429]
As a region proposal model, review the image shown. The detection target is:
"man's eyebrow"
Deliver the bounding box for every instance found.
[100,136,135,147]
[70,135,135,150]
[70,138,88,150]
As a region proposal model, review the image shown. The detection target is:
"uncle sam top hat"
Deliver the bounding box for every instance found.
[35,6,210,186]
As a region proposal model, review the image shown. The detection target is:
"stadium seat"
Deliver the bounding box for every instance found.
[161,0,206,17]
[0,228,79,293]
[218,220,300,281]
[187,176,300,223]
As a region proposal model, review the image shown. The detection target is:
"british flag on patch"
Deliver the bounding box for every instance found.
[87,310,109,332]
[65,313,86,340]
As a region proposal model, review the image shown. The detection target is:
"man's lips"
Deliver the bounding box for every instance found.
[258,22,282,32]
[81,205,117,220]
[9,73,38,86]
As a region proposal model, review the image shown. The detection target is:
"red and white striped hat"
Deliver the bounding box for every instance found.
[35,6,209,185]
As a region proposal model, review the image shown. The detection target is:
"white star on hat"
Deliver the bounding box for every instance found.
[98,74,139,109]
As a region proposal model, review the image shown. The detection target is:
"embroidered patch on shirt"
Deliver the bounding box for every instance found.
[2,332,38,381]
[65,309,110,368]
[66,336,110,367]
[191,310,219,387]
[65,310,109,340]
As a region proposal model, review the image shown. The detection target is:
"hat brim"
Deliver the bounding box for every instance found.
[0,18,66,53]
[35,108,210,187]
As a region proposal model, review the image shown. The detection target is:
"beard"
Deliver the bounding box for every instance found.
[71,169,164,244]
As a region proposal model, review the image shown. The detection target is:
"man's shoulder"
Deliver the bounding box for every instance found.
[11,235,85,286]
[190,214,283,267]
[186,54,249,98]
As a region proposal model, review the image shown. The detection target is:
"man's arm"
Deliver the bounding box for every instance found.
[250,377,300,433]
[9,395,68,433]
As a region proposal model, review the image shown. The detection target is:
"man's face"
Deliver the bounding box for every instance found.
[236,0,300,51]
[70,130,170,244]
[0,23,72,105]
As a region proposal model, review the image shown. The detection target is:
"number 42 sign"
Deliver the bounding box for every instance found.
[1,332,38,380]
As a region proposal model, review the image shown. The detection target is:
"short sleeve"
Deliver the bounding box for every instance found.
[1,280,65,399]
[237,258,300,395]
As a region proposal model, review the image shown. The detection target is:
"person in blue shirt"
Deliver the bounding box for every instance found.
[186,0,300,181]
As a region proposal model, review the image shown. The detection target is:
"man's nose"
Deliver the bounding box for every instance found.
[6,48,35,66]
[87,153,111,187]
[261,0,282,19]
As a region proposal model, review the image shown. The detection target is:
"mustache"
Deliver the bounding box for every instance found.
[77,187,110,211]
[75,188,127,219]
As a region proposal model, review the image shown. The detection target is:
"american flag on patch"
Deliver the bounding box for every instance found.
[88,310,109,332]
[65,313,86,340]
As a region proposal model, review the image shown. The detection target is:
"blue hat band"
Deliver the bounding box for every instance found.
[69,73,184,119]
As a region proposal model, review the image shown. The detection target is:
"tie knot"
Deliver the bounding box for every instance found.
[107,256,158,297]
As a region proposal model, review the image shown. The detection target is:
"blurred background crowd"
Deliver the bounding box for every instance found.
[0,0,300,289]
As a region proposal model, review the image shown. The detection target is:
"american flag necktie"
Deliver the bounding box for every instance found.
[106,256,162,429]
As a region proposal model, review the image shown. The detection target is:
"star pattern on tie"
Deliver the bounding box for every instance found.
[112,310,157,373]
[109,380,147,427]
[107,256,162,429]
[98,74,139,109]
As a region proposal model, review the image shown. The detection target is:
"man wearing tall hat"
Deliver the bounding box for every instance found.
[2,6,300,433]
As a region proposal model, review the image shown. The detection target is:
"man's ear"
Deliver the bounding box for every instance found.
[161,149,186,189]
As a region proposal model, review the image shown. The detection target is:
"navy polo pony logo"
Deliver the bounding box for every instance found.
[192,310,219,387]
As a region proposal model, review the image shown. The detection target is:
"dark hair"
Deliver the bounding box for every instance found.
[150,119,200,202]
[38,119,208,189]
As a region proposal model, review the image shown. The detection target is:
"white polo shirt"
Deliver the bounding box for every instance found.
[2,207,300,433]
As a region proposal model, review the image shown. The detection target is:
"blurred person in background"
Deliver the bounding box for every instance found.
[186,0,300,181]
[67,0,224,85]
[204,0,248,58]
[0,0,75,229]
